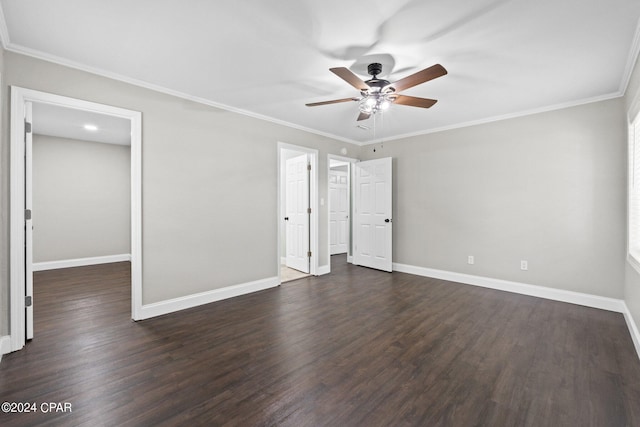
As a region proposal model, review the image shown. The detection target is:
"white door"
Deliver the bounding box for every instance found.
[354,157,392,272]
[25,102,34,340]
[285,154,310,273]
[329,169,349,255]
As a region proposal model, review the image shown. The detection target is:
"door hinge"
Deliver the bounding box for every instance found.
[25,209,32,220]
[307,251,312,258]
[25,121,32,134]
[25,296,32,307]
[307,164,311,171]
[307,207,311,214]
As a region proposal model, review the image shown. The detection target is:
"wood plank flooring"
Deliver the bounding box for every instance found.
[1,256,640,426]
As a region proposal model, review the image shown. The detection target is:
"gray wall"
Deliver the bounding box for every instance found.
[625,53,640,334]
[32,135,131,263]
[362,98,627,298]
[0,47,635,338]
[0,51,358,310]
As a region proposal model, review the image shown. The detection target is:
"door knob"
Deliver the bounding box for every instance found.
[284,217,289,221]
[385,218,392,223]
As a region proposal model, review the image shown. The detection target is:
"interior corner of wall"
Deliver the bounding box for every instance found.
[0,335,11,358]
[623,303,640,361]
[317,265,330,275]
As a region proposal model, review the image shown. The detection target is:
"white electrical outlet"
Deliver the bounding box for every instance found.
[520,260,528,271]
[468,255,474,265]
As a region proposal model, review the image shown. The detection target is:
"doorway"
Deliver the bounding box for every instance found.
[30,102,132,271]
[9,87,142,352]
[277,143,318,283]
[328,154,357,271]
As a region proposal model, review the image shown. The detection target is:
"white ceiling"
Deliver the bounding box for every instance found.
[32,102,131,146]
[2,0,639,144]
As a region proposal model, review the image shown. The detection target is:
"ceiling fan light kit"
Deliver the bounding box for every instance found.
[306,62,447,122]
[359,93,392,114]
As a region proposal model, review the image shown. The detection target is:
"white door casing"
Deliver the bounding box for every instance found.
[25,102,34,340]
[285,154,310,273]
[354,157,392,272]
[329,169,348,255]
[9,86,143,353]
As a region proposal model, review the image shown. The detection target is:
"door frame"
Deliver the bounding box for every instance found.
[277,142,318,280]
[9,86,143,352]
[327,154,358,270]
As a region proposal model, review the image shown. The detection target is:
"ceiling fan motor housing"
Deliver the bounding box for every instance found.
[365,63,391,93]
[368,63,383,77]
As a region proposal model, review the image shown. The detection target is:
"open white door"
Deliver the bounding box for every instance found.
[354,157,392,272]
[25,101,34,340]
[285,154,310,273]
[329,169,349,255]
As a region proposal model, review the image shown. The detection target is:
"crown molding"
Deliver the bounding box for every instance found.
[4,42,361,146]
[358,91,623,146]
[0,16,633,149]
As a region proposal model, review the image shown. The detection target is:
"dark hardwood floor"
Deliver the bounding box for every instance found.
[1,256,640,426]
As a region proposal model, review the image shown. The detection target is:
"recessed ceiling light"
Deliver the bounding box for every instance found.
[84,124,98,131]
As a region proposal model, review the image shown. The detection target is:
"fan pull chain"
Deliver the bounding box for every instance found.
[373,113,377,140]
[380,112,384,150]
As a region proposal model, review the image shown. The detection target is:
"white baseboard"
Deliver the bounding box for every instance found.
[317,265,330,275]
[392,263,626,313]
[393,262,640,360]
[347,255,353,264]
[0,335,11,363]
[623,304,640,361]
[137,276,279,320]
[33,254,132,271]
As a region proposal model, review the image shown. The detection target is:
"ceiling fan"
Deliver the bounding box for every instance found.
[306,62,447,121]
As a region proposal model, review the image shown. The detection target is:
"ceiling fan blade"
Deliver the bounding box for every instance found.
[306,97,358,107]
[330,67,370,91]
[393,95,438,109]
[386,64,447,93]
[357,112,371,121]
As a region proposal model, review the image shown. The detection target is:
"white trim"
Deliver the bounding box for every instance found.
[32,254,132,271]
[130,106,143,321]
[623,303,640,361]
[347,255,353,264]
[137,277,279,320]
[280,256,287,265]
[328,154,360,164]
[361,92,623,146]
[628,256,640,277]
[0,336,11,362]
[10,87,27,352]
[9,87,143,351]
[0,35,627,148]
[393,263,626,313]
[4,43,356,145]
[317,265,330,276]
[630,100,640,125]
